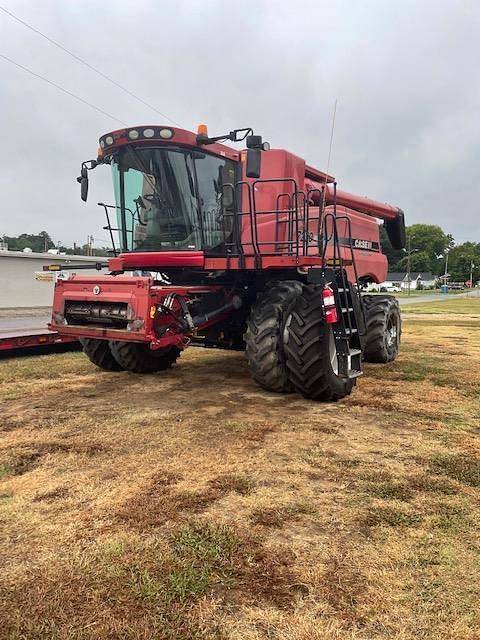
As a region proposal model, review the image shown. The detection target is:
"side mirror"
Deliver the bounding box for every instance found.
[246,148,261,179]
[77,166,89,202]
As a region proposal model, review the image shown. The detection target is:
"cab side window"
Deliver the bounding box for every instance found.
[195,156,236,250]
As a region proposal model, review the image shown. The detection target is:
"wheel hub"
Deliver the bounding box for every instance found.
[386,316,397,347]
[329,330,339,375]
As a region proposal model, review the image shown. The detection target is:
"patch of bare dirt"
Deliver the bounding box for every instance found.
[1,304,480,639]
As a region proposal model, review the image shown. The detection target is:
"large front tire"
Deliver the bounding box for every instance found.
[80,338,124,371]
[362,295,401,363]
[109,341,180,373]
[284,287,355,401]
[245,280,303,392]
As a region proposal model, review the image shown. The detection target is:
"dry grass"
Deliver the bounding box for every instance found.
[1,299,480,639]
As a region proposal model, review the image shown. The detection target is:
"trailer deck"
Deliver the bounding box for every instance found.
[0,311,77,352]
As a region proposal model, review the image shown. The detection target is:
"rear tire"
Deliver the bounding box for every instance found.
[80,338,124,371]
[245,280,303,392]
[362,295,401,363]
[284,286,355,401]
[109,341,180,373]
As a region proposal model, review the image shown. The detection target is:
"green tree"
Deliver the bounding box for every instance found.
[2,231,55,252]
[395,250,433,274]
[379,223,451,273]
[406,224,452,275]
[408,224,452,255]
[447,242,480,283]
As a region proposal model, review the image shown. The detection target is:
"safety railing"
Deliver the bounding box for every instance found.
[98,178,359,273]
[98,202,146,257]
[217,178,327,261]
[320,210,366,335]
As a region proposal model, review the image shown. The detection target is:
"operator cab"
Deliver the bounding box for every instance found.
[78,125,264,257]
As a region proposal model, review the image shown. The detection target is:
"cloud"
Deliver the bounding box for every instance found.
[0,0,478,245]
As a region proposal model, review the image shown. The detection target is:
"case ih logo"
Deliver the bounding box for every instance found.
[93,285,101,295]
[338,237,379,252]
[353,239,373,250]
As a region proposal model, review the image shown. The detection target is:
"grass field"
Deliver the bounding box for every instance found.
[1,299,479,640]
[401,297,480,315]
[370,289,472,298]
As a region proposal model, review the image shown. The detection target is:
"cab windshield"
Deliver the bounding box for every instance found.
[111,145,237,252]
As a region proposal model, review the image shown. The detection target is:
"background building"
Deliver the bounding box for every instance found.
[0,250,101,308]
[381,272,436,291]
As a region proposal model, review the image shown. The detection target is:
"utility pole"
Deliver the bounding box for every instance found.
[86,235,94,255]
[407,246,411,297]
[403,238,419,297]
[436,249,450,291]
[443,248,449,287]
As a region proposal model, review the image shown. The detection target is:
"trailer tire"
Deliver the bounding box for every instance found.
[109,341,180,373]
[245,280,303,392]
[284,286,355,401]
[80,338,125,371]
[362,295,401,363]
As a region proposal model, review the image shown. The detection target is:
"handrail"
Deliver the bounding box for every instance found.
[99,177,361,271]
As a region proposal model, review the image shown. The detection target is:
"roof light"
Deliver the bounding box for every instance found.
[100,140,105,149]
[197,123,208,137]
[105,135,114,146]
[128,129,139,140]
[159,128,173,139]
[143,128,155,138]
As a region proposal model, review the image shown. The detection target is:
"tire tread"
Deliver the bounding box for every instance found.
[284,287,355,401]
[362,295,401,363]
[245,280,303,392]
[109,341,180,373]
[81,338,124,371]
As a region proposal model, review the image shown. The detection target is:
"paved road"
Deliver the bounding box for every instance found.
[397,289,480,306]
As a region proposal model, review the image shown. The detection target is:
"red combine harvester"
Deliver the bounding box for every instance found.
[47,125,405,400]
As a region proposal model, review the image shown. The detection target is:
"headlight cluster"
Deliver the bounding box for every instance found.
[99,127,174,149]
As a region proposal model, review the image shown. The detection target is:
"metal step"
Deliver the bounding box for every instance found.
[347,348,362,372]
[328,267,364,380]
[347,369,363,379]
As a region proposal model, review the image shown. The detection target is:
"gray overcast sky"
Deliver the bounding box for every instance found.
[1,0,479,247]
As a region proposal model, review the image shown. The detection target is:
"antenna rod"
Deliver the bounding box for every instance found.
[320,98,338,228]
[326,98,338,177]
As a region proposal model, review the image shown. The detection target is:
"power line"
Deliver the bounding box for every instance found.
[0,4,180,126]
[0,52,127,125]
